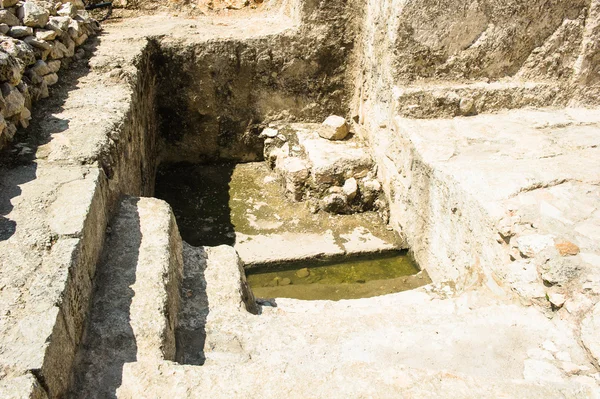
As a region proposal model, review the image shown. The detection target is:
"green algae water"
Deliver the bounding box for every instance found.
[156,162,431,300]
[247,252,431,301]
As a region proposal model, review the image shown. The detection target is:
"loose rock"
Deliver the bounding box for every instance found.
[343,177,358,201]
[321,193,347,213]
[318,115,348,140]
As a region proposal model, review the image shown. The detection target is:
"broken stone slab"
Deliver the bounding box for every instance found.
[318,115,349,140]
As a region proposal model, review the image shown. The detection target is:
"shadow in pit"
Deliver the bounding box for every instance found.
[69,197,140,398]
[0,35,102,242]
[154,162,236,247]
[176,245,210,365]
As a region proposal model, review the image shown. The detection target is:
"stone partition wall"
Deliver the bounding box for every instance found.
[0,0,98,151]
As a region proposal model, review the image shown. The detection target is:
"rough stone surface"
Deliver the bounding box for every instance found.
[70,197,183,397]
[318,115,349,140]
[18,1,50,28]
[1,1,600,397]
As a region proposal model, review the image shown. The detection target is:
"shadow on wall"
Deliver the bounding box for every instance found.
[154,162,236,247]
[176,245,209,366]
[69,197,141,398]
[0,35,103,242]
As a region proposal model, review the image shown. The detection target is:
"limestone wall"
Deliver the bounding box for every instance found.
[352,0,600,288]
[0,0,98,151]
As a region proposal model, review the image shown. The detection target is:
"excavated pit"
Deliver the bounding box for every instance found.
[3,0,600,396]
[154,160,430,301]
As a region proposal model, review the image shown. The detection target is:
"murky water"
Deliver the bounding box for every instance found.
[247,252,431,301]
[156,162,430,300]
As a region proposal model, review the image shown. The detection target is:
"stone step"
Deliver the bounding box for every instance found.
[176,243,257,365]
[69,196,183,398]
[118,285,600,398]
[392,81,565,119]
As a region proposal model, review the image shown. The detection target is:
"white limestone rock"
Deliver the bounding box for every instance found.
[343,177,358,201]
[9,25,34,38]
[18,1,50,28]
[318,115,348,140]
[35,28,57,41]
[516,234,554,258]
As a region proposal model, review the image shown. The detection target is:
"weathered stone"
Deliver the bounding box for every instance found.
[321,193,347,213]
[0,37,36,67]
[296,127,373,186]
[343,177,358,201]
[24,35,51,50]
[0,51,22,85]
[8,25,34,38]
[57,2,77,18]
[18,1,50,28]
[516,234,554,258]
[61,35,75,57]
[0,9,21,26]
[541,256,582,286]
[46,59,60,72]
[30,58,51,75]
[45,15,70,33]
[38,77,48,98]
[49,39,68,59]
[35,28,57,41]
[43,72,58,86]
[25,67,43,84]
[20,105,31,127]
[0,23,9,35]
[555,241,580,256]
[0,83,25,117]
[318,115,348,140]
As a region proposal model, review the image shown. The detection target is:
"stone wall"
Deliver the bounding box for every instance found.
[0,0,98,152]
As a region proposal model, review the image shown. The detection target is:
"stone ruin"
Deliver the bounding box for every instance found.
[0,0,600,397]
